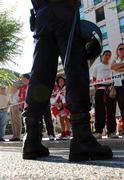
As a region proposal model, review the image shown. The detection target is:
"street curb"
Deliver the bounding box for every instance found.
[0,138,124,149]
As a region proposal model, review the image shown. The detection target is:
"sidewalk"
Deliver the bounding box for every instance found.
[0,145,124,179]
[0,134,124,149]
[0,136,124,179]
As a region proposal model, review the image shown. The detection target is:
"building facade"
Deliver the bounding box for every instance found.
[58,0,124,75]
[82,0,124,57]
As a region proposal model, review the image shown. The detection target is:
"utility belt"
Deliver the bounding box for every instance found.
[37,0,68,7]
[42,0,78,3]
[37,0,79,6]
[30,0,79,32]
[47,0,67,2]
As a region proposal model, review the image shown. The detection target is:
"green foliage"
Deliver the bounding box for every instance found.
[0,10,22,86]
[0,11,23,65]
[0,68,19,86]
[55,126,61,134]
[120,0,124,8]
[109,0,124,10]
[117,0,124,11]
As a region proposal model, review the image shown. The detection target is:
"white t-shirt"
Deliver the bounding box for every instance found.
[92,62,113,85]
[112,58,124,86]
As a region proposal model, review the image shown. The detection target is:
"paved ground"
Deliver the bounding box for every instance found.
[0,139,124,179]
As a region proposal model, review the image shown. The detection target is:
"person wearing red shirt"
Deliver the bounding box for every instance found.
[19,74,30,111]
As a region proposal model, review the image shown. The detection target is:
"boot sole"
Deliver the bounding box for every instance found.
[23,152,49,160]
[69,154,89,162]
[69,153,113,162]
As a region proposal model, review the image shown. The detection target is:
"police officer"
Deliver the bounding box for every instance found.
[22,0,113,161]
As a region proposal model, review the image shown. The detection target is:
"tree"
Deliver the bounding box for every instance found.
[0,11,22,65]
[121,0,124,8]
[0,68,19,86]
[0,10,22,85]
[116,0,124,11]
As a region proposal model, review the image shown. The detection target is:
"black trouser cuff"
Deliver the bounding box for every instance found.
[70,113,90,123]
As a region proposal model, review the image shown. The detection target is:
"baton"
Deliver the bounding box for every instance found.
[63,9,78,69]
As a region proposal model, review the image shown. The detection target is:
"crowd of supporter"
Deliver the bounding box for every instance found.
[0,44,124,141]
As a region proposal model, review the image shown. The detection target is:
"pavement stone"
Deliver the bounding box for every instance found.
[0,146,124,180]
[0,135,124,179]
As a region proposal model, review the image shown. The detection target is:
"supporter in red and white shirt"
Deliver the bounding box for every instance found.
[51,76,71,140]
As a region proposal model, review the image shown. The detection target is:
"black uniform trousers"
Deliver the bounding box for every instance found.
[95,89,116,134]
[42,103,54,136]
[24,1,91,118]
[115,81,124,124]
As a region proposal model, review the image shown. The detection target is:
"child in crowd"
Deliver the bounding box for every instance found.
[51,76,71,140]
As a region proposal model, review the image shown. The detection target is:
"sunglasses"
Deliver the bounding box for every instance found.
[118,48,124,51]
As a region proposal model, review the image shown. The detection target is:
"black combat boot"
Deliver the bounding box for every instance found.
[23,117,49,160]
[69,113,113,162]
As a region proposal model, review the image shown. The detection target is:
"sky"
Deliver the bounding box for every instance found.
[1,0,34,74]
[1,0,84,74]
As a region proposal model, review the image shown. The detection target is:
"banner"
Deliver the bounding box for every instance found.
[90,73,124,86]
